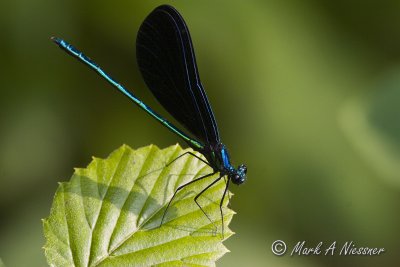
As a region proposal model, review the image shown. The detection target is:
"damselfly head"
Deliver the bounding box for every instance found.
[230,164,247,185]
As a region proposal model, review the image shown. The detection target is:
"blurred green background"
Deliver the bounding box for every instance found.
[1,0,400,266]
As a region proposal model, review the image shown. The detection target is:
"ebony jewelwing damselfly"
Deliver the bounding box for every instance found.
[52,4,247,236]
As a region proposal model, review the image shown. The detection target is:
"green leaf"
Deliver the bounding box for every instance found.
[43,144,234,267]
[0,258,5,267]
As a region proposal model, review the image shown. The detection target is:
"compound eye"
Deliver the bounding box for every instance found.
[239,164,247,174]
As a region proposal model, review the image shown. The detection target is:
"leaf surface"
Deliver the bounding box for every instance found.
[43,144,234,267]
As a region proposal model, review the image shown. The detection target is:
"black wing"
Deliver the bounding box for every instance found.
[136,5,220,145]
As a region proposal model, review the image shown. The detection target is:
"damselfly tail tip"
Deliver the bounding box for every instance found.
[50,36,62,45]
